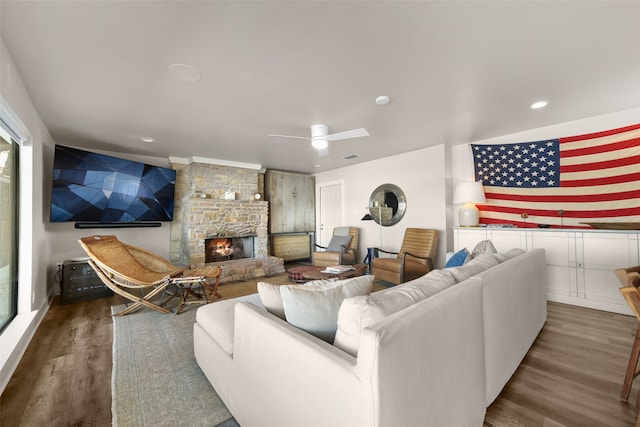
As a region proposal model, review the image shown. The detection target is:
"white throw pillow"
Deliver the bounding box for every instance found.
[257,281,287,319]
[334,269,456,356]
[257,278,335,320]
[280,275,374,343]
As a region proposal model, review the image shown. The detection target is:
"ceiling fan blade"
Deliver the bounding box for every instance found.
[267,134,311,141]
[326,128,369,141]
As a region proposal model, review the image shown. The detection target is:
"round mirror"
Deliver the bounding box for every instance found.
[368,183,406,226]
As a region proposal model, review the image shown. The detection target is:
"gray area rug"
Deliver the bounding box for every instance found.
[112,300,239,427]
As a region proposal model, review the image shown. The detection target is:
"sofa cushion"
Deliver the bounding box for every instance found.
[493,248,526,263]
[470,240,497,259]
[280,275,374,342]
[258,278,334,319]
[445,248,470,268]
[446,254,498,282]
[196,293,264,356]
[334,269,456,356]
[468,253,500,270]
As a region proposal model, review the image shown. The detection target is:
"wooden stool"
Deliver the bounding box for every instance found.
[185,266,223,303]
[161,266,223,314]
[615,267,640,418]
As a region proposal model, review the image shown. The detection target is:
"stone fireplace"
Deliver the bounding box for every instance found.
[170,161,284,282]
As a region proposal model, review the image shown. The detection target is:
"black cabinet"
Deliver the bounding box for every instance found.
[61,260,113,304]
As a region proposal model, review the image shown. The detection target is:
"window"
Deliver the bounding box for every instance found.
[0,128,18,332]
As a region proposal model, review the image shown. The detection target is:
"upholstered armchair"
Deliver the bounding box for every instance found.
[312,227,359,267]
[372,228,438,285]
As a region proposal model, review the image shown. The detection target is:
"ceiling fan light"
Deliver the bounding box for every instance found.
[312,139,328,150]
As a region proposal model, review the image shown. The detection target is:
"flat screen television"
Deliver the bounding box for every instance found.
[50,145,176,224]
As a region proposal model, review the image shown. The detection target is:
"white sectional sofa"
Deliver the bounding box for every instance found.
[193,248,547,427]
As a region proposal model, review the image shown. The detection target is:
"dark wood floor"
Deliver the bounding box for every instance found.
[1,276,639,426]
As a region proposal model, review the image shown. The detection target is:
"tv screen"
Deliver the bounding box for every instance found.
[50,145,176,223]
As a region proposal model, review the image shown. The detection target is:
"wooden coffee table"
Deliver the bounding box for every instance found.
[300,263,367,282]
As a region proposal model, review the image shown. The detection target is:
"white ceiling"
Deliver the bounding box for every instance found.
[1,1,639,173]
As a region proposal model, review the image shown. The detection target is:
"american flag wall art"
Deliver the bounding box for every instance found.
[471,123,640,228]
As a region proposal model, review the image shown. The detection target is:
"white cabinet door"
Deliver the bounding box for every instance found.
[487,229,527,252]
[529,231,577,299]
[454,228,487,251]
[452,228,637,316]
[579,232,638,313]
[454,228,526,253]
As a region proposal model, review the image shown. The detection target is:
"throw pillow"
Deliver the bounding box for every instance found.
[470,240,497,259]
[334,269,457,356]
[445,248,470,268]
[257,281,287,319]
[258,278,335,320]
[280,275,374,343]
[326,235,352,252]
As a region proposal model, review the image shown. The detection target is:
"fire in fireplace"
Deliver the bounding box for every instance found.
[205,236,255,263]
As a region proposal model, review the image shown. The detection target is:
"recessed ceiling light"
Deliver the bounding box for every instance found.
[140,136,155,143]
[168,63,201,82]
[530,100,548,110]
[376,95,390,106]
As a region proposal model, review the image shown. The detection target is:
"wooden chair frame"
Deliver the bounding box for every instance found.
[616,266,640,418]
[79,235,222,315]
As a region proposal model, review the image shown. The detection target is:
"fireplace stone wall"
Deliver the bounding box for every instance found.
[170,162,284,282]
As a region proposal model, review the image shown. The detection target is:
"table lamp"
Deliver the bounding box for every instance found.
[453,181,486,227]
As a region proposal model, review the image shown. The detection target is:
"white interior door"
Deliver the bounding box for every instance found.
[319,182,342,246]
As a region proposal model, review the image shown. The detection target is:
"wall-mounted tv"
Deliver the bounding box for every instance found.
[50,145,176,224]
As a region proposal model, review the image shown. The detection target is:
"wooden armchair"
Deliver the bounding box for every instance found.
[312,227,359,268]
[372,228,438,285]
[78,235,222,315]
[616,266,640,417]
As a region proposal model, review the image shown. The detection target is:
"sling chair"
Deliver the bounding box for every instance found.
[312,226,359,268]
[78,235,222,315]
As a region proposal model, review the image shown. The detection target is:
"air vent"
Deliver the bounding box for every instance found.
[343,154,359,160]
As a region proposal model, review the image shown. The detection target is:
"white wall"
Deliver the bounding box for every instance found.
[1,38,52,393]
[0,39,172,393]
[314,145,449,268]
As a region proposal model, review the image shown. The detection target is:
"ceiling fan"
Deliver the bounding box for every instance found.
[268,124,369,152]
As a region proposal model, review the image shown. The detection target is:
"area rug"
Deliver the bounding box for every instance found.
[112,300,238,427]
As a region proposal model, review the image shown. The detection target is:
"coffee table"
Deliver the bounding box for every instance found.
[299,263,367,282]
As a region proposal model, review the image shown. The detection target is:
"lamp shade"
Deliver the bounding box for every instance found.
[453,181,486,204]
[453,181,486,227]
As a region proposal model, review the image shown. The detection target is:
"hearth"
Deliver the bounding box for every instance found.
[205,236,255,263]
